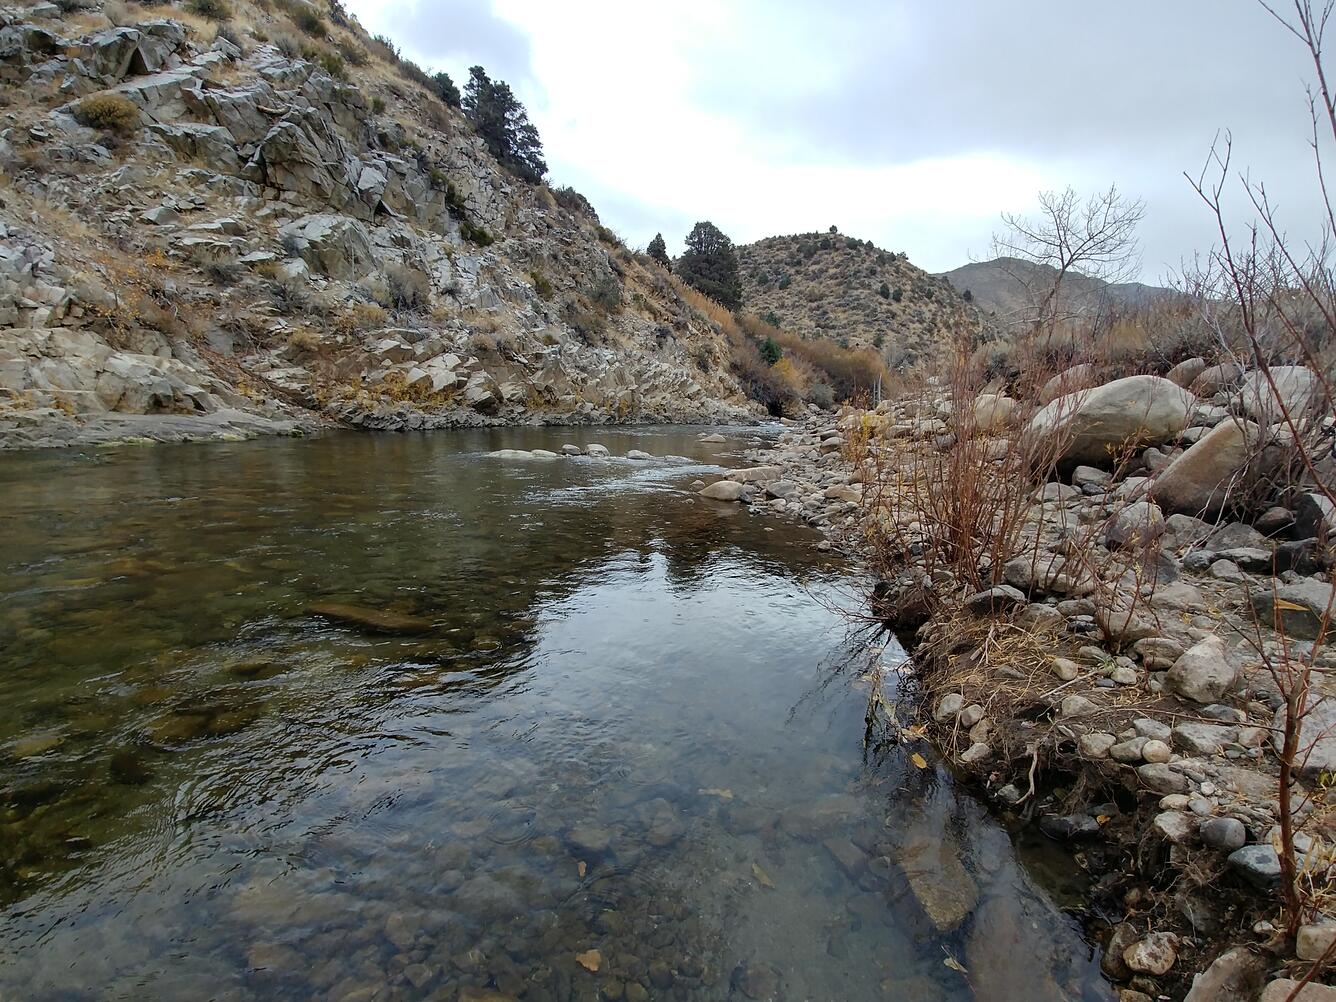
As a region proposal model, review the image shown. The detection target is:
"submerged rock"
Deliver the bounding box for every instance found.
[307,602,434,634]
[897,833,978,932]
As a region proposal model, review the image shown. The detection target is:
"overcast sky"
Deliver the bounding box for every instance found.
[345,0,1325,283]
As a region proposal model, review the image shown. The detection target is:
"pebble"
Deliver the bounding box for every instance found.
[934,693,964,723]
[1079,733,1117,759]
[1141,740,1172,764]
[1051,657,1080,681]
[1122,931,1178,975]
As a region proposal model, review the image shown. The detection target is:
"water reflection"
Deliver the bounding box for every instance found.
[0,428,1110,1000]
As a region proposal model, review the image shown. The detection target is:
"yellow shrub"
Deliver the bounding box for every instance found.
[74,94,140,134]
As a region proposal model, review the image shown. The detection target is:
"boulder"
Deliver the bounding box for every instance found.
[1261,980,1336,1002]
[699,480,748,502]
[148,122,240,174]
[1025,375,1195,466]
[963,585,1027,614]
[1038,363,1097,405]
[1190,362,1243,397]
[973,393,1018,433]
[1296,491,1335,540]
[1298,923,1336,962]
[1166,357,1208,389]
[1228,844,1282,889]
[1182,947,1268,1002]
[1250,578,1335,640]
[1238,365,1323,423]
[1152,419,1261,518]
[1105,500,1166,549]
[1166,636,1237,703]
[1200,817,1247,851]
[1123,932,1178,975]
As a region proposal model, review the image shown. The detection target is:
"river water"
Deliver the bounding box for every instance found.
[0,427,1111,1001]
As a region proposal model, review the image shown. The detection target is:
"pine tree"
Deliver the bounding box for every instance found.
[677,221,742,310]
[431,71,460,109]
[462,66,547,184]
[759,336,782,366]
[647,232,670,269]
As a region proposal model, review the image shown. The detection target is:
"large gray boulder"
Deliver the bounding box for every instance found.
[1025,375,1195,465]
[1190,362,1243,397]
[1166,357,1207,389]
[1238,365,1323,423]
[1152,418,1259,518]
[1037,363,1096,405]
[277,214,374,280]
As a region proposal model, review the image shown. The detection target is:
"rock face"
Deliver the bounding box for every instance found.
[1153,419,1260,518]
[1025,375,1195,465]
[0,9,761,448]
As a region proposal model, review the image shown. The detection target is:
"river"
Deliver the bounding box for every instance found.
[0,426,1112,1001]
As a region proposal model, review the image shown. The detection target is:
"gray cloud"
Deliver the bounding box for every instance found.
[358,0,536,93]
[352,0,1331,281]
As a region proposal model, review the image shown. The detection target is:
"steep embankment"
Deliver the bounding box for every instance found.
[0,1,758,449]
[737,232,964,365]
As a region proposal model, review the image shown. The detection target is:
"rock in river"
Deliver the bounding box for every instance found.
[307,603,433,634]
[897,833,978,932]
[699,480,749,502]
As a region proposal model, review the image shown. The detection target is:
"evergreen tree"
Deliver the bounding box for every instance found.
[647,232,670,269]
[677,221,742,310]
[463,66,546,183]
[431,71,460,108]
[759,336,782,366]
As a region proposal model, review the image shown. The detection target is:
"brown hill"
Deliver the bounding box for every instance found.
[737,231,965,366]
[939,257,1176,322]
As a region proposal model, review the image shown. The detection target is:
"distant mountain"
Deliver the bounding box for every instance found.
[939,257,1176,320]
[737,232,965,364]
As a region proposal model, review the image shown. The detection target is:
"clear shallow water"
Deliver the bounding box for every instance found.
[0,427,1111,1001]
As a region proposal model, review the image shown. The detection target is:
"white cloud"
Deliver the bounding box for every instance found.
[346,0,1325,280]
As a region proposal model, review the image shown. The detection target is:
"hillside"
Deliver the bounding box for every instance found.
[939,257,1175,321]
[0,0,759,449]
[736,231,965,365]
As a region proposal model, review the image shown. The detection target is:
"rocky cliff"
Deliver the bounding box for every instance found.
[0,1,759,448]
[737,231,964,365]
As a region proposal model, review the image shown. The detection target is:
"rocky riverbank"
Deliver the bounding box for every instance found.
[691,374,1336,1000]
